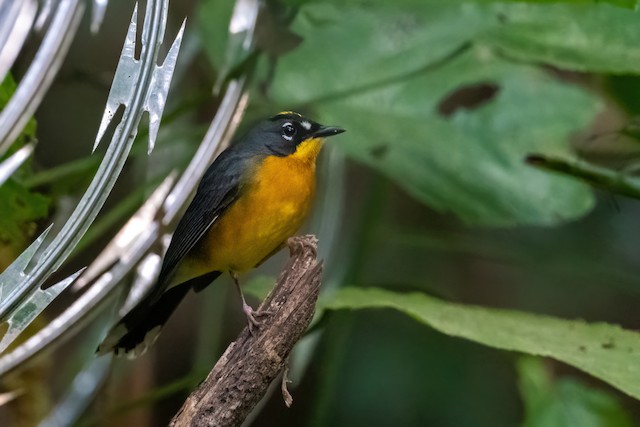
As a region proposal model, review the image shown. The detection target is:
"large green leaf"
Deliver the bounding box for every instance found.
[271,4,601,226]
[518,357,633,427]
[321,287,640,400]
[280,58,597,225]
[321,51,597,225]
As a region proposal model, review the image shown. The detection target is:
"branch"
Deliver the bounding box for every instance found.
[170,235,323,427]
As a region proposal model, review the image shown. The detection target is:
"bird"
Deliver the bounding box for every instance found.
[97,112,345,357]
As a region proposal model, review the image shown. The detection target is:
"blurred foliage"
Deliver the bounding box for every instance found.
[0,75,49,267]
[518,357,633,427]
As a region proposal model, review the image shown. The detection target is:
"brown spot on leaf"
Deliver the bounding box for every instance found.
[437,83,500,118]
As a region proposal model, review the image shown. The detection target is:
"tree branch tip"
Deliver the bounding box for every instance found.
[287,234,318,258]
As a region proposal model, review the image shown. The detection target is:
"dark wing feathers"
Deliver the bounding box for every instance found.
[154,148,252,296]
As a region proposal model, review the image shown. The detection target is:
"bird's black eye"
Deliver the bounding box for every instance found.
[282,122,296,140]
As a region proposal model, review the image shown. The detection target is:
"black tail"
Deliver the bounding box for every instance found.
[97,271,221,357]
[97,284,192,357]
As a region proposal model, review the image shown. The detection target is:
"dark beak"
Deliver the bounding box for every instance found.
[314,126,345,138]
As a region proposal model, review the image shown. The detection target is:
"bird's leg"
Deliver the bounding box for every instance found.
[230,271,271,334]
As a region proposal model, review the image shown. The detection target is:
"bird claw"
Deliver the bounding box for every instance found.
[243,302,273,335]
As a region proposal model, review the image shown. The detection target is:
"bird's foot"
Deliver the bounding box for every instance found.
[242,302,273,335]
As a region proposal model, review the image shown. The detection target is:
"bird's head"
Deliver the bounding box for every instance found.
[248,112,345,160]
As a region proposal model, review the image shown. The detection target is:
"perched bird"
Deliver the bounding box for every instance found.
[97,112,344,357]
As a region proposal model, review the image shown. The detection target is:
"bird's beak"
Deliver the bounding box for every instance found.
[314,126,345,138]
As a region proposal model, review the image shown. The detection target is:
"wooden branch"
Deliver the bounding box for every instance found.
[170,235,323,427]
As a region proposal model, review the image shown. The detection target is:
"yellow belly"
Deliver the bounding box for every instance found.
[176,141,321,283]
[205,155,315,272]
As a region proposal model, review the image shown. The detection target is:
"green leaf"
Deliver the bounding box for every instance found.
[274,3,640,97]
[0,74,49,252]
[321,287,640,400]
[0,73,20,105]
[271,3,601,226]
[325,53,597,226]
[0,74,36,158]
[518,357,633,427]
[271,4,496,104]
[483,3,640,73]
[0,180,49,249]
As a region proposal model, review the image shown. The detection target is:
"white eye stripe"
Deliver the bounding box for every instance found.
[301,121,311,130]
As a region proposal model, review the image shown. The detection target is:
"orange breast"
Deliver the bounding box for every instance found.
[177,137,323,281]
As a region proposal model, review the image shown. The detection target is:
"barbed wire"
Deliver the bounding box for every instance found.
[0,0,260,425]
